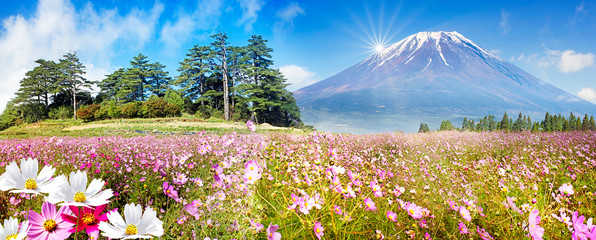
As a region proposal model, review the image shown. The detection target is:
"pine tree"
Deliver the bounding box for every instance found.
[129,53,151,101]
[16,59,59,109]
[582,114,590,131]
[210,32,231,121]
[500,112,510,130]
[59,52,90,119]
[147,62,171,97]
[418,123,430,133]
[590,116,596,131]
[176,45,212,106]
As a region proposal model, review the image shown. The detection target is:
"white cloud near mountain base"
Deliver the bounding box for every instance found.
[514,48,595,73]
[558,50,594,73]
[279,64,319,92]
[578,87,596,103]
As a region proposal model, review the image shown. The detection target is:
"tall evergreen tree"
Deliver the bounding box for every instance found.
[590,116,596,131]
[500,112,510,130]
[210,32,231,121]
[16,59,59,109]
[147,62,171,97]
[59,52,90,119]
[176,45,212,106]
[129,53,151,101]
[582,114,590,131]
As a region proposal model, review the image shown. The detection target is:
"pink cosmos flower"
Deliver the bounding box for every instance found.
[266,223,281,240]
[559,183,574,196]
[364,198,377,211]
[459,206,472,222]
[505,197,523,214]
[61,204,110,239]
[246,120,256,132]
[528,209,544,240]
[173,172,188,185]
[28,202,74,240]
[163,182,179,201]
[458,222,469,234]
[405,202,423,219]
[572,211,589,240]
[313,222,324,240]
[334,205,343,215]
[387,211,397,222]
[476,226,494,240]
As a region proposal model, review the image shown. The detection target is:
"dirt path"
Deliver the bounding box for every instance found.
[63,120,289,131]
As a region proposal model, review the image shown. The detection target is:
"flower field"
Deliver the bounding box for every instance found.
[0,130,595,239]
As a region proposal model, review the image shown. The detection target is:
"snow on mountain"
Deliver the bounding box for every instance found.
[294,31,596,133]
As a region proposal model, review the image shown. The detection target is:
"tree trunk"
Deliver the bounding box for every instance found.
[222,46,229,121]
[72,78,77,120]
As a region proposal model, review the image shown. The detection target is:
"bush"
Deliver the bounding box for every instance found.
[94,106,109,120]
[141,98,168,118]
[121,102,142,118]
[76,104,100,122]
[48,106,73,120]
[195,105,212,119]
[164,104,181,117]
[106,101,122,119]
[20,103,48,123]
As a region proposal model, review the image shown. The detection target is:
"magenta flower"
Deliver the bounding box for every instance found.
[476,226,495,240]
[528,209,544,240]
[334,205,342,215]
[387,211,397,222]
[266,223,281,240]
[405,202,423,219]
[163,182,179,200]
[313,222,324,240]
[559,183,574,196]
[61,204,110,239]
[572,211,589,240]
[364,198,377,211]
[173,172,188,185]
[27,202,74,240]
[458,222,469,234]
[459,206,472,222]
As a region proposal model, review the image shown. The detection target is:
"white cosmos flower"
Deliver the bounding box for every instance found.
[0,217,30,240]
[0,158,64,195]
[98,203,164,239]
[48,170,113,207]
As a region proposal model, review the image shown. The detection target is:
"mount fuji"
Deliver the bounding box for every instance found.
[294,31,596,133]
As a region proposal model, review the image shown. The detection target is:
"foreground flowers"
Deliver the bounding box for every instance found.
[266,223,281,240]
[48,170,113,207]
[0,158,63,195]
[98,203,163,239]
[0,217,30,240]
[61,204,110,239]
[528,209,544,240]
[28,202,73,240]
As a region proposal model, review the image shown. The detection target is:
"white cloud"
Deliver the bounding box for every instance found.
[0,0,164,111]
[236,0,264,32]
[558,50,595,73]
[499,9,511,34]
[279,65,319,92]
[159,0,222,50]
[274,3,305,35]
[578,87,596,103]
[570,0,588,25]
[520,48,595,73]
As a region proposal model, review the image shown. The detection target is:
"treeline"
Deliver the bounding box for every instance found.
[419,112,596,133]
[0,33,305,130]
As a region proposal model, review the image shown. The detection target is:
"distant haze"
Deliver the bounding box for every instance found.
[294,31,596,133]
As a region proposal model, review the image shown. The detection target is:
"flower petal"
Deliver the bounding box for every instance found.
[124,204,142,226]
[86,178,106,197]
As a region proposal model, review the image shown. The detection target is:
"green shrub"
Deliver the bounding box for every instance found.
[94,106,109,120]
[48,106,73,120]
[195,105,212,119]
[121,102,141,118]
[106,101,122,119]
[76,104,100,122]
[141,98,168,118]
[164,104,181,117]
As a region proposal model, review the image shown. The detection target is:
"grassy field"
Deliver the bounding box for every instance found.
[0,123,595,239]
[0,117,301,139]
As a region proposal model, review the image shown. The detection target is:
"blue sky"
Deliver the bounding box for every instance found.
[1,0,595,111]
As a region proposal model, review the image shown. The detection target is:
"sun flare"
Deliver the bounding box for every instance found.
[374,44,384,53]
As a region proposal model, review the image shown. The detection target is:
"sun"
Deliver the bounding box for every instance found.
[374,43,385,53]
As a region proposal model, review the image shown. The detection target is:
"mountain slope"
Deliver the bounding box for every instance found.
[294,31,596,133]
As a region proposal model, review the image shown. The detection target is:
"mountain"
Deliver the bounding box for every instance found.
[294,31,596,133]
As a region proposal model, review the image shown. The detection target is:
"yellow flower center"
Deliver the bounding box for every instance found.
[82,213,97,225]
[25,178,37,189]
[409,209,415,215]
[74,191,86,202]
[250,166,255,171]
[316,228,321,233]
[125,224,138,235]
[305,202,309,207]
[6,234,18,240]
[43,219,57,232]
[389,215,394,220]
[248,176,253,180]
